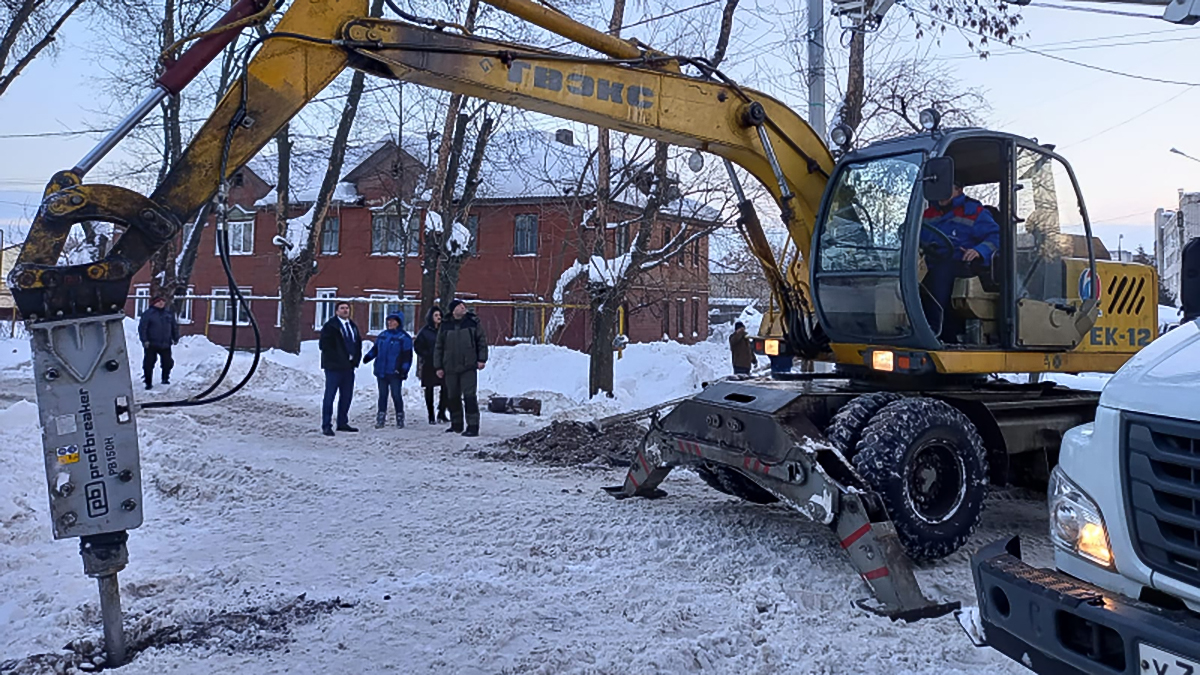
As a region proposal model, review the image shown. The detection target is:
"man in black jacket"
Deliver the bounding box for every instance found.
[138,296,179,390]
[434,299,488,436]
[318,301,363,436]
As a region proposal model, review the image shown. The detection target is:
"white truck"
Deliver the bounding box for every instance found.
[967,244,1200,674]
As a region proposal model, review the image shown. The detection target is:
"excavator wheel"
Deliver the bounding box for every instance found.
[853,397,988,561]
[825,392,905,460]
[692,463,778,505]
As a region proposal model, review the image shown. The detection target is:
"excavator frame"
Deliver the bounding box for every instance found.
[5,0,1165,661]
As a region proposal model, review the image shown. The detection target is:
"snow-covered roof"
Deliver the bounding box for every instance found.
[478,129,722,222]
[250,134,428,207]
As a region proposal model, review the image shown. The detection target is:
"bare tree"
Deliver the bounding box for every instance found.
[273,0,385,354]
[0,0,90,99]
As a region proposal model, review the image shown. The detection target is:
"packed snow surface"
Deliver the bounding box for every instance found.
[0,327,1046,673]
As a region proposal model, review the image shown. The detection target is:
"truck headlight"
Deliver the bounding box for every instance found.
[1049,466,1113,568]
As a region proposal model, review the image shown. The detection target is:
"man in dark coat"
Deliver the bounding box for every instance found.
[434,299,488,436]
[318,301,363,436]
[138,296,179,390]
[413,305,448,424]
[728,321,754,375]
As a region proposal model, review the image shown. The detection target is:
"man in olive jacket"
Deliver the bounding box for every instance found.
[434,299,488,437]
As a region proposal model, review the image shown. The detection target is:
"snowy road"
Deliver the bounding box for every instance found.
[1,340,1048,674]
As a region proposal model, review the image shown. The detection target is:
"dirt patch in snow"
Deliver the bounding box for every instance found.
[478,420,648,467]
[0,594,351,674]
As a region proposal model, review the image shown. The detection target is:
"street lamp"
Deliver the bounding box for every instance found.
[1170,147,1200,164]
[1118,234,1124,260]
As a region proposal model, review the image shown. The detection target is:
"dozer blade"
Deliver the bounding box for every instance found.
[604,380,959,622]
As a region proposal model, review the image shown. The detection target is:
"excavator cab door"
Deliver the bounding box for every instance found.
[1009,142,1101,349]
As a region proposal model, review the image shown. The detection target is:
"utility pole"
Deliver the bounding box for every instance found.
[807,0,826,137]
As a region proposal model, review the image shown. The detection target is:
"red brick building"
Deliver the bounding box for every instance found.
[128,130,715,351]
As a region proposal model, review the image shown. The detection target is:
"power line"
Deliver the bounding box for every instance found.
[935,32,1200,61]
[1060,86,1196,149]
[908,5,1200,86]
[1023,1,1165,20]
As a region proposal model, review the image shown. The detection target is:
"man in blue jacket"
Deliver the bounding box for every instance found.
[138,296,179,390]
[363,313,413,429]
[920,182,1001,340]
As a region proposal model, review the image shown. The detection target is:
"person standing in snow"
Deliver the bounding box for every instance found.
[138,295,179,390]
[363,313,413,429]
[414,305,449,425]
[434,299,488,437]
[318,301,363,436]
[728,321,754,375]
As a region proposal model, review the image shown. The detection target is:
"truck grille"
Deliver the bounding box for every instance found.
[1123,412,1200,587]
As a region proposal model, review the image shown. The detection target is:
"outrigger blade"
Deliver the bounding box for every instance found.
[603,380,958,621]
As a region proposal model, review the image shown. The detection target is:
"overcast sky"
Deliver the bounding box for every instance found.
[1,1,1197,255]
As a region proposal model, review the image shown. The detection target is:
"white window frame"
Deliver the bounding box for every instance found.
[133,286,150,316]
[215,217,254,256]
[512,306,537,340]
[321,216,340,255]
[176,286,194,324]
[314,288,338,330]
[368,295,402,335]
[210,287,252,325]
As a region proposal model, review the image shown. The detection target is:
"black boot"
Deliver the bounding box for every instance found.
[462,425,479,437]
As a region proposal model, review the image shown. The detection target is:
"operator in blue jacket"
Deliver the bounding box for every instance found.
[920,182,1001,340]
[363,313,414,429]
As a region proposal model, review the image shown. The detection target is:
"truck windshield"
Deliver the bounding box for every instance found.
[817,152,922,273]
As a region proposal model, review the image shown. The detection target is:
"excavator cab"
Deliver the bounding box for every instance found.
[812,128,1102,362]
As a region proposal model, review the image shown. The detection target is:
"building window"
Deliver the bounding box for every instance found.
[368,295,403,334]
[371,212,405,255]
[692,239,700,268]
[692,298,699,338]
[210,288,251,325]
[233,172,245,188]
[514,214,538,255]
[216,219,254,255]
[466,214,479,256]
[661,300,670,339]
[513,306,537,340]
[614,223,629,253]
[133,286,150,316]
[321,217,340,255]
[677,299,685,338]
[175,287,194,324]
[661,224,672,251]
[314,288,338,329]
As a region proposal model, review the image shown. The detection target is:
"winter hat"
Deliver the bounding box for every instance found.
[447,299,465,314]
[386,312,404,327]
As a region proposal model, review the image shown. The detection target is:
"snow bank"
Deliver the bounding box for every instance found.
[1159,303,1183,331]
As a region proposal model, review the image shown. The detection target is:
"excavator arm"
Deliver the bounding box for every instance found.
[11,0,832,336]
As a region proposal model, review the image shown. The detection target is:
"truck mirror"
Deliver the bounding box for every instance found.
[922,156,955,203]
[1182,237,1200,323]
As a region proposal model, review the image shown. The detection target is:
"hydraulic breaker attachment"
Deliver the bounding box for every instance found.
[604,380,960,621]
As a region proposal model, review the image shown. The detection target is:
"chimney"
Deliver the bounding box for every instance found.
[555,129,574,146]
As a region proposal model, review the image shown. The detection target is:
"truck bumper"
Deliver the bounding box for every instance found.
[969,537,1200,675]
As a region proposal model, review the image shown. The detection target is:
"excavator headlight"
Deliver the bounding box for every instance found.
[919,108,942,132]
[830,124,853,150]
[764,339,781,356]
[871,350,894,372]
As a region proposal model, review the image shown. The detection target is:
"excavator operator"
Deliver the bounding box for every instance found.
[920,180,1001,340]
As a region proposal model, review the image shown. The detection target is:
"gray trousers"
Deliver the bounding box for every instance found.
[444,368,479,430]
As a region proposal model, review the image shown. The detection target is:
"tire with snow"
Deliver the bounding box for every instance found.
[825,392,904,459]
[693,463,778,505]
[852,397,988,561]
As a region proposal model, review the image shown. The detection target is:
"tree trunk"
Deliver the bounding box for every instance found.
[438,111,493,304]
[587,292,620,397]
[839,29,867,132]
[420,93,464,315]
[277,0,381,352]
[149,0,182,302]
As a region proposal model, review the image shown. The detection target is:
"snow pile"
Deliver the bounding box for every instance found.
[478,340,733,417]
[283,206,315,259]
[444,219,472,255]
[423,210,442,234]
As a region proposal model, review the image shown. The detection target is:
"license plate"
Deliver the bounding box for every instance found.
[1139,643,1200,675]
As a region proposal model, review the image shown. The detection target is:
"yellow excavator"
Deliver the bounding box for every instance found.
[7,0,1159,660]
